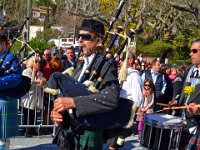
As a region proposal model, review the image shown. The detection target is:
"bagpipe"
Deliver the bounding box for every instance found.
[0,18,37,98]
[46,0,138,130]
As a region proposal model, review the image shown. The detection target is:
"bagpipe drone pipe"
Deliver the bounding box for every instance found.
[46,29,137,130]
[0,50,36,98]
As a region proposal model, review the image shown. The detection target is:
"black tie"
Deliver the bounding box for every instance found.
[195,70,199,78]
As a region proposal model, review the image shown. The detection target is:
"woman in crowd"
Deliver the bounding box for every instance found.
[137,79,154,136]
[50,56,63,72]
[21,57,46,137]
[169,65,179,83]
[160,64,173,104]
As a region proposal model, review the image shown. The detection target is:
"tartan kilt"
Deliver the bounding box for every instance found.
[179,130,193,150]
[187,129,200,150]
[0,99,18,138]
[76,129,103,150]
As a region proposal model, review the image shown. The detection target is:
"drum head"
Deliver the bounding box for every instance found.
[144,114,183,128]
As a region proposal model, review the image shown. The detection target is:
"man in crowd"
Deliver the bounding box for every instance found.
[141,58,167,111]
[39,49,54,126]
[120,51,143,108]
[137,53,143,62]
[51,44,59,56]
[169,39,200,149]
[62,46,76,70]
[51,19,120,150]
[39,49,53,81]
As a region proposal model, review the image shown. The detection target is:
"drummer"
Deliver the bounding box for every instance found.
[169,39,200,149]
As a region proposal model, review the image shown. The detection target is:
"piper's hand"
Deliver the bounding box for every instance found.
[185,103,200,115]
[53,97,75,113]
[168,100,178,106]
[50,110,63,126]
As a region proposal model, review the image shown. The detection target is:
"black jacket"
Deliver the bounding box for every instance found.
[73,55,120,116]
[62,59,75,70]
[172,73,183,100]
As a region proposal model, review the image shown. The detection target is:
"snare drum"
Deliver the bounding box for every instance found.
[140,114,183,150]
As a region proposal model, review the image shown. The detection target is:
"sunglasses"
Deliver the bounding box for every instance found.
[77,34,97,40]
[190,49,200,54]
[144,84,150,86]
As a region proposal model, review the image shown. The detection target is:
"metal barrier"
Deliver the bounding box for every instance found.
[17,86,55,136]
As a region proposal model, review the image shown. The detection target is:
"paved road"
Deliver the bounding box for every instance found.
[10,134,142,150]
[10,123,143,150]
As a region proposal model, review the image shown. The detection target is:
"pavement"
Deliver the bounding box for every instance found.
[10,134,142,150]
[10,124,143,150]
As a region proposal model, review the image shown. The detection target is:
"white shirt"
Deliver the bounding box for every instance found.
[78,54,95,82]
[120,68,143,107]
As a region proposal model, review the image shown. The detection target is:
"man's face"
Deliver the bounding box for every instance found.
[43,51,51,60]
[153,61,161,72]
[78,30,100,57]
[190,42,200,68]
[66,49,75,61]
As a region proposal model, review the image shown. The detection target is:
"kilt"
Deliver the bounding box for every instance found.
[75,129,103,150]
[187,128,200,150]
[179,130,193,150]
[0,99,18,138]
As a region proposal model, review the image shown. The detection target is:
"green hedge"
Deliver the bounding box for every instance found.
[138,39,174,57]
[10,37,52,57]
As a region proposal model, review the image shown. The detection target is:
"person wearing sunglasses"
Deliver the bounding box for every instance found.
[141,58,167,111]
[136,79,154,137]
[169,39,200,149]
[51,19,120,150]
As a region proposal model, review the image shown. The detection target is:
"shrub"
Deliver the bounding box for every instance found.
[10,37,52,57]
[138,40,174,57]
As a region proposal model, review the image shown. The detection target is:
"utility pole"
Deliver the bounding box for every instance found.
[26,0,32,42]
[73,16,77,44]
[21,0,32,59]
[44,0,50,29]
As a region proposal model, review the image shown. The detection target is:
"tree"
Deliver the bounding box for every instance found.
[2,0,200,61]
[164,0,200,29]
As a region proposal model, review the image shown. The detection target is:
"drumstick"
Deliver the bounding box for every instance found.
[155,109,164,113]
[163,105,200,110]
[156,103,169,107]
